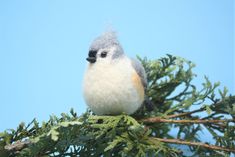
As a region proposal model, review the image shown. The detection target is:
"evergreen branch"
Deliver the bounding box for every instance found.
[141,117,235,124]
[165,95,235,119]
[165,108,205,118]
[152,137,235,153]
[4,140,30,152]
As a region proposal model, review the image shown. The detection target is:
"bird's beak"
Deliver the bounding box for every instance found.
[86,57,96,63]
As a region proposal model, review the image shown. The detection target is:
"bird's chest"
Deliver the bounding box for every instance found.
[83,60,144,115]
[84,61,134,95]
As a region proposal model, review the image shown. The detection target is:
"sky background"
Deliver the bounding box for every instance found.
[0,0,234,132]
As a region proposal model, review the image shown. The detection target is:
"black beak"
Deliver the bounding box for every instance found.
[87,50,97,63]
[86,57,96,63]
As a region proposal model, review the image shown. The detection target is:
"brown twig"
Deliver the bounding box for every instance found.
[151,137,235,153]
[164,96,235,119]
[165,108,205,118]
[141,117,234,124]
[4,140,31,152]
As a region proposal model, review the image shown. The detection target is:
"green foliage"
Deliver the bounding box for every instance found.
[0,111,180,157]
[0,55,234,156]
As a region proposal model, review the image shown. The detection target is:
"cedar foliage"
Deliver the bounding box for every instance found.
[0,54,234,156]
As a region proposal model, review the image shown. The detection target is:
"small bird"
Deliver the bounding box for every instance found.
[83,32,147,115]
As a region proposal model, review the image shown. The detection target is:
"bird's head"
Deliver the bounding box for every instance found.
[86,31,124,64]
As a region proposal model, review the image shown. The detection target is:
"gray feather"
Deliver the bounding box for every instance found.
[90,32,123,51]
[131,58,147,88]
[90,31,124,59]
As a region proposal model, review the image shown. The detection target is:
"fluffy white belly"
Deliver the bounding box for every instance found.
[83,59,143,115]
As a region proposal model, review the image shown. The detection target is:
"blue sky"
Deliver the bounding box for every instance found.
[0,0,234,131]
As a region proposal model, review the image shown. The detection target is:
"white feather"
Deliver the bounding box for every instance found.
[83,56,143,115]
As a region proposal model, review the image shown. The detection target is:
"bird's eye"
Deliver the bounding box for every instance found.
[101,51,107,58]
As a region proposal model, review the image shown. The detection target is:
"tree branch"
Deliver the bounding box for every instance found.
[164,95,235,119]
[165,108,205,118]
[152,137,235,153]
[4,140,31,152]
[141,117,235,124]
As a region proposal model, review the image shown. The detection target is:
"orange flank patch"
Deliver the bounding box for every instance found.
[131,72,145,101]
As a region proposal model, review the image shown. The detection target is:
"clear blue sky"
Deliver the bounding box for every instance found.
[0,0,234,131]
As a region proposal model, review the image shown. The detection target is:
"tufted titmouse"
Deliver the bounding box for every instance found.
[83,32,148,115]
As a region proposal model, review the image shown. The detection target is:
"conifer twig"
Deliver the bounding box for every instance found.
[165,108,205,118]
[151,137,235,153]
[141,117,235,124]
[4,140,31,152]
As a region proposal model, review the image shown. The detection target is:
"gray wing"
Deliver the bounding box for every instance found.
[131,58,147,89]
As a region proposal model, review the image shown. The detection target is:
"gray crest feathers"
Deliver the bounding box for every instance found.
[90,31,121,51]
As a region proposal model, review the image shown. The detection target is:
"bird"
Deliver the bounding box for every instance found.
[83,31,148,115]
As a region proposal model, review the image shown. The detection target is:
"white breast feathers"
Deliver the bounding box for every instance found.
[83,57,144,115]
